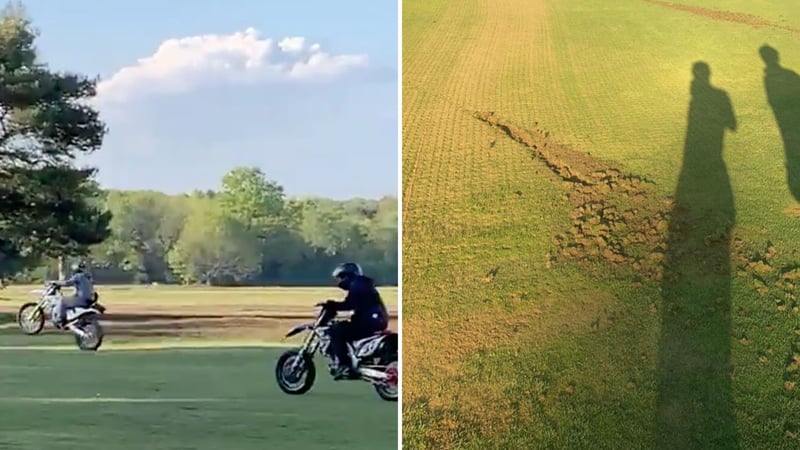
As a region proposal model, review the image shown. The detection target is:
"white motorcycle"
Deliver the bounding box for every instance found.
[17,283,106,351]
[275,302,398,401]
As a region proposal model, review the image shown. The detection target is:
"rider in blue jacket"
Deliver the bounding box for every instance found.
[325,262,389,379]
[51,261,95,329]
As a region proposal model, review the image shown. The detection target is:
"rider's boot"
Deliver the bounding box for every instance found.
[330,360,348,380]
[346,365,361,380]
[332,354,361,380]
[331,367,347,380]
[331,354,356,380]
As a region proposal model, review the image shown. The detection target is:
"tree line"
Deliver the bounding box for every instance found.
[0,6,397,287]
[88,175,397,286]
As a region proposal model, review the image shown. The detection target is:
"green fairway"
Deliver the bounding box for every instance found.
[403,0,800,448]
[0,348,397,450]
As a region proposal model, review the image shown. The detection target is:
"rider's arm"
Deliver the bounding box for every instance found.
[335,277,371,312]
[53,274,77,287]
[330,291,357,311]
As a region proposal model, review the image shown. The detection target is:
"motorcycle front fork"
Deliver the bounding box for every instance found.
[290,333,319,373]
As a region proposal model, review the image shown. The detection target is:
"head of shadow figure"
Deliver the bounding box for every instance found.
[655,61,737,450]
[685,61,737,153]
[759,44,800,202]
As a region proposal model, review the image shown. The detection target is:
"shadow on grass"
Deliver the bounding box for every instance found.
[656,61,738,449]
[759,44,800,202]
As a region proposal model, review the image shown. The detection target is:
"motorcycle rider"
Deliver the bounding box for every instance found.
[50,261,95,329]
[324,262,389,380]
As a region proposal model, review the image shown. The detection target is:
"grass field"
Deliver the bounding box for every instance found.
[0,285,398,449]
[0,348,397,449]
[403,0,800,448]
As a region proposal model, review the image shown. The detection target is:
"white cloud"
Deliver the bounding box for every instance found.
[95,27,369,104]
[278,37,305,53]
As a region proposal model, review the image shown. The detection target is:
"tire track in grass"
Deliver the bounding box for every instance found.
[644,0,800,35]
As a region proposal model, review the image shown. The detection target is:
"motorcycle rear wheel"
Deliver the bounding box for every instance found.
[373,355,398,402]
[75,316,104,351]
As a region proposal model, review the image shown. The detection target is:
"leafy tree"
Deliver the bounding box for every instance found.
[167,201,261,285]
[0,6,111,278]
[100,191,189,282]
[219,166,288,233]
[218,166,310,279]
[300,200,367,256]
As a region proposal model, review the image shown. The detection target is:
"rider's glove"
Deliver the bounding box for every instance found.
[316,299,338,309]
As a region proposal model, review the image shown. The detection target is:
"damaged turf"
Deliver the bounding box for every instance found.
[475,111,669,281]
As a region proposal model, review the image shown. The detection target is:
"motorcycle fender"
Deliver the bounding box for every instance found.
[285,323,312,338]
[66,307,100,322]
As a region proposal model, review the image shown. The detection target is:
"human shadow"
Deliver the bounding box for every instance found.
[656,62,738,449]
[760,45,800,202]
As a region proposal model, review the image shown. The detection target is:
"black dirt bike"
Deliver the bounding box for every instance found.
[275,302,398,401]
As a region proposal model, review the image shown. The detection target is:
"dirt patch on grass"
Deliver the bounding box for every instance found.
[475,111,669,282]
[733,239,800,313]
[476,111,800,300]
[474,111,800,440]
[732,239,800,390]
[644,0,800,34]
[785,204,800,219]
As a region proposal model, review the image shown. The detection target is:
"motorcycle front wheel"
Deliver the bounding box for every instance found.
[17,302,45,335]
[275,349,316,395]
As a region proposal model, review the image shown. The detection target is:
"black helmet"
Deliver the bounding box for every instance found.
[332,262,363,290]
[71,261,86,273]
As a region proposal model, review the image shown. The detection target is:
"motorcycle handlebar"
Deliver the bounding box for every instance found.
[315,299,338,308]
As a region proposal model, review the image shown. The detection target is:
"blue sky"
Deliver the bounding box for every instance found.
[21,0,398,199]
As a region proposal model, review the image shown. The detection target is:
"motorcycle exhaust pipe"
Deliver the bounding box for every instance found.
[358,367,389,381]
[66,323,87,338]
